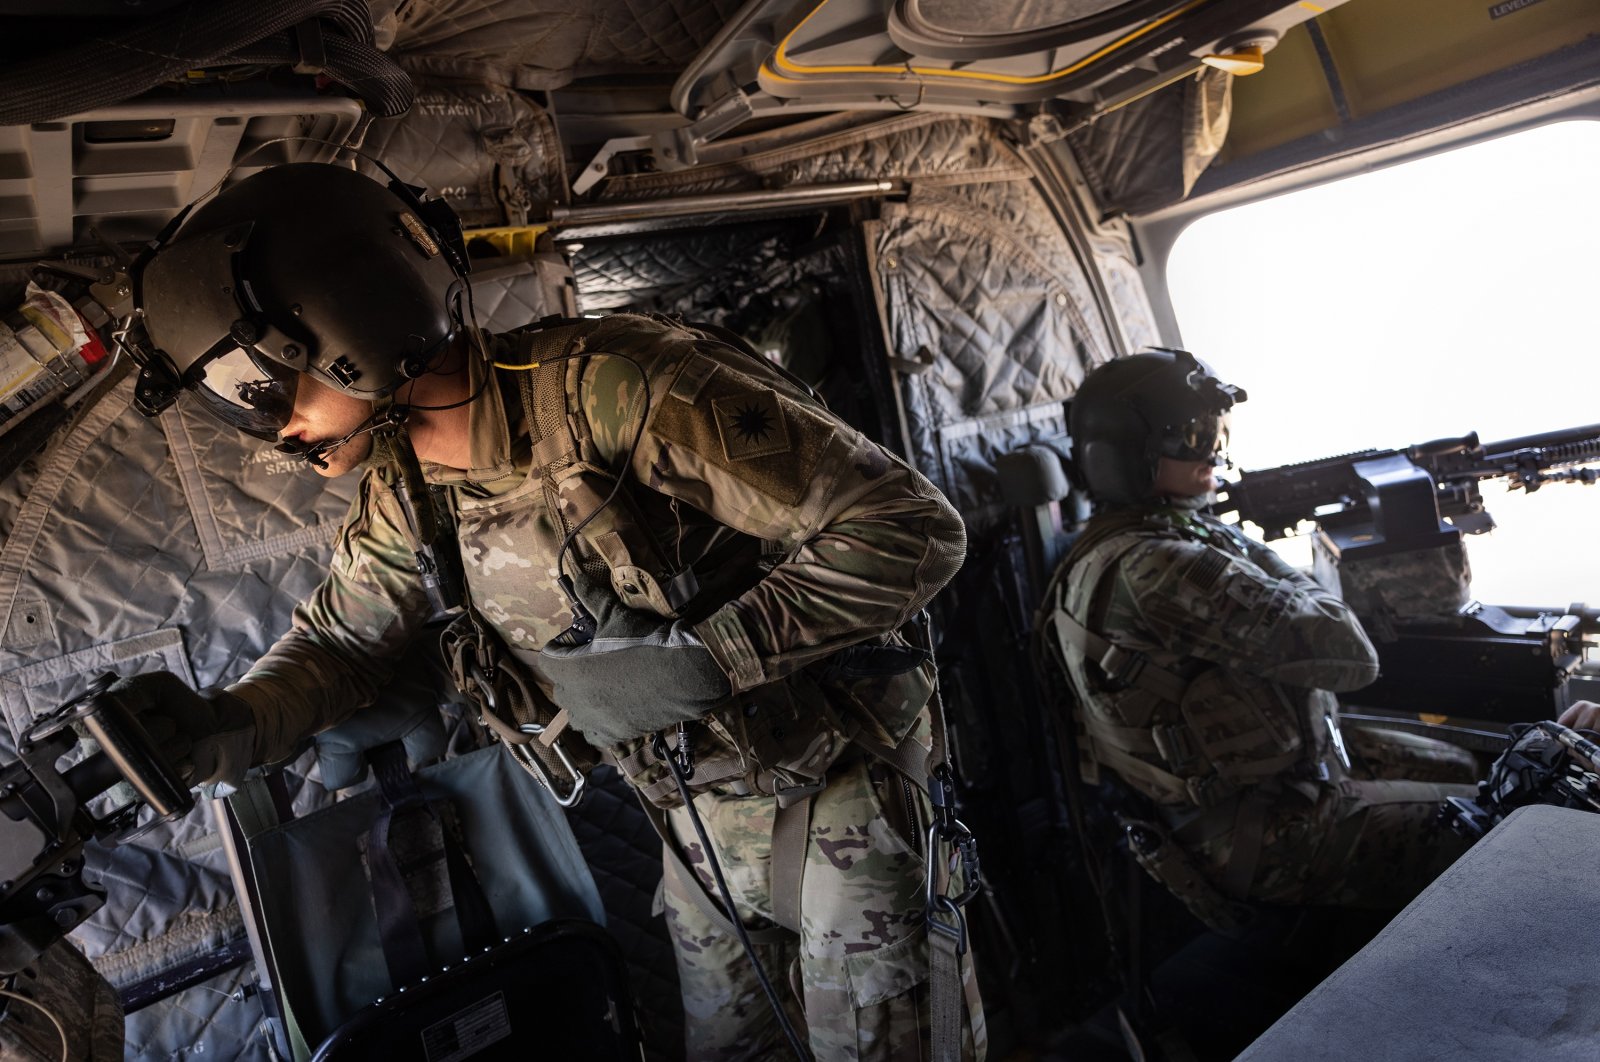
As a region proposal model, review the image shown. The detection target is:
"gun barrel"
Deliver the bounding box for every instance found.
[1478,422,1600,457]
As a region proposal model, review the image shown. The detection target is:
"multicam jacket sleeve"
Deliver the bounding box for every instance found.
[229,467,435,764]
[578,315,966,693]
[1105,520,1379,693]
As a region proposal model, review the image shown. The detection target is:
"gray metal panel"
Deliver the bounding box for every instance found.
[0,96,362,260]
[1241,804,1600,1062]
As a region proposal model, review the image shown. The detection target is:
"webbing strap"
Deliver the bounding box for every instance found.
[366,816,429,987]
[930,927,964,1062]
[907,612,970,1062]
[632,752,747,806]
[770,793,813,934]
[1048,608,1188,703]
[1082,714,1162,756]
[366,742,501,990]
[855,732,931,788]
[1220,786,1272,900]
[1089,739,1195,805]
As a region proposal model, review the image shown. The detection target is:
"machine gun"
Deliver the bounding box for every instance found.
[1217,425,1600,724]
[0,674,193,976]
[1216,422,1600,545]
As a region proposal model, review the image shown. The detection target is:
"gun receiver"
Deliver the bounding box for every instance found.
[1217,423,1600,545]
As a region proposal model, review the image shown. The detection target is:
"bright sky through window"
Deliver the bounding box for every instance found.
[1167,120,1600,608]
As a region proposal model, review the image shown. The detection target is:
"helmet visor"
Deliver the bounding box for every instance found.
[191,344,300,440]
[1161,411,1231,464]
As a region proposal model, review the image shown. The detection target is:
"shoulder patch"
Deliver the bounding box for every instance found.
[713,389,790,461]
[648,348,835,507]
[1183,549,1230,591]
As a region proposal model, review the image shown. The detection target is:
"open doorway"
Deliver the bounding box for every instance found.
[1166,119,1600,607]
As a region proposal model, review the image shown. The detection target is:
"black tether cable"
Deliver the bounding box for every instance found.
[658,735,812,1062]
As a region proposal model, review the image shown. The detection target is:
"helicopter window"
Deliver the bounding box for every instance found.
[1166,119,1600,607]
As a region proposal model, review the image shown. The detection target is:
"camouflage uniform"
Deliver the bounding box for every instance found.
[229,313,985,1059]
[1045,501,1475,910]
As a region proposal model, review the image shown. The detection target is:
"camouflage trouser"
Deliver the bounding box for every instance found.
[663,757,987,1061]
[1179,774,1476,909]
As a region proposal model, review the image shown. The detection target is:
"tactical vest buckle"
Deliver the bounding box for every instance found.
[1096,644,1149,692]
[1184,772,1237,809]
[1152,723,1199,773]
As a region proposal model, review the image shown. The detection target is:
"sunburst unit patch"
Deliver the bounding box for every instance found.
[713,389,790,461]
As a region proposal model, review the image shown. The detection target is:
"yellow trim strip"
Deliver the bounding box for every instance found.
[763,0,1211,87]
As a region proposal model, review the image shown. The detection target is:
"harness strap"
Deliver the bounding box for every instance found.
[1047,608,1188,703]
[1089,737,1199,806]
[1220,785,1274,900]
[898,615,970,1062]
[770,794,814,935]
[931,928,964,1062]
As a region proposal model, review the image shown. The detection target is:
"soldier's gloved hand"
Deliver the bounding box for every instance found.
[108,671,258,787]
[537,569,731,748]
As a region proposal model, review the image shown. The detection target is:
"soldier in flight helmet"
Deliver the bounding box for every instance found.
[1068,346,1244,507]
[1044,348,1478,924]
[113,161,988,1060]
[134,163,467,474]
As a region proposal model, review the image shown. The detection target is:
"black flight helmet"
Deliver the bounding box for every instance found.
[135,163,464,439]
[1069,348,1246,506]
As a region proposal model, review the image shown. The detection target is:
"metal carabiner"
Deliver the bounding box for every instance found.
[463,656,586,808]
[926,894,968,957]
[924,817,982,912]
[513,722,587,808]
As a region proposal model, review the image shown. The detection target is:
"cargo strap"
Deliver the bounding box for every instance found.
[364,741,499,990]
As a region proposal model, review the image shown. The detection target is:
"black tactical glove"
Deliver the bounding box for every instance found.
[108,671,258,787]
[537,568,731,748]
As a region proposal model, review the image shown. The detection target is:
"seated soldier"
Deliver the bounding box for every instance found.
[1040,349,1478,917]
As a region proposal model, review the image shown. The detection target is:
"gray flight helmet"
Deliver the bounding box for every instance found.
[135,163,464,439]
[1069,348,1247,506]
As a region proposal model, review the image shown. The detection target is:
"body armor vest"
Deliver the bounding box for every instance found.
[1049,510,1325,808]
